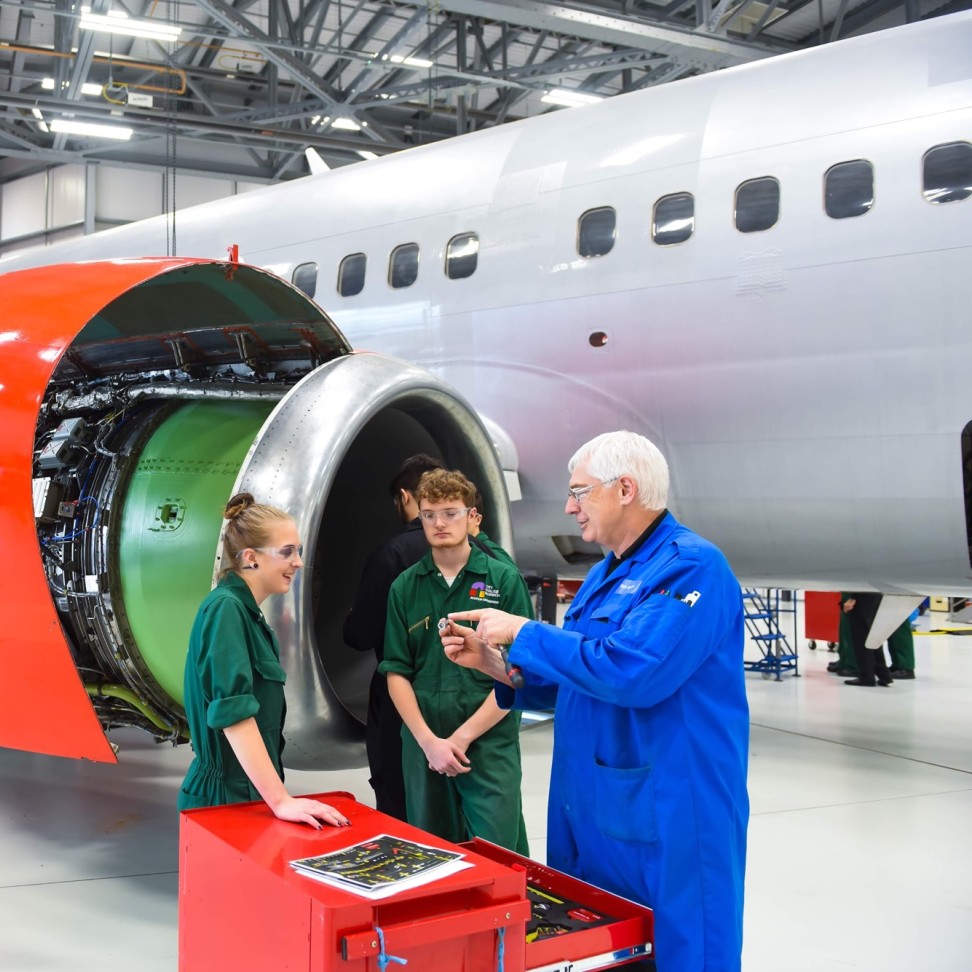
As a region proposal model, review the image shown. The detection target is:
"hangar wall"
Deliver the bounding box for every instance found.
[0,163,262,257]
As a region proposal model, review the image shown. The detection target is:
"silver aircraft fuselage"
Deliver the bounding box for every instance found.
[4,13,972,596]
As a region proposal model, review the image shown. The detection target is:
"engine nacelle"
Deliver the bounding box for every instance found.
[1,258,511,768]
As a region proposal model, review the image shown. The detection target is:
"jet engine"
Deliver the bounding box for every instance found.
[2,258,512,768]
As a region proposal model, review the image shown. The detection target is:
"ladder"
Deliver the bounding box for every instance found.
[743,588,799,681]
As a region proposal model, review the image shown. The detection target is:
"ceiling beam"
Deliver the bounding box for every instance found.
[422,0,785,68]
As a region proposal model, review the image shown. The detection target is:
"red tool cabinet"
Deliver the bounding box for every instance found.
[804,591,841,645]
[179,791,653,971]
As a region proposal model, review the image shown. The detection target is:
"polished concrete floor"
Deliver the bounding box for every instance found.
[2,608,971,970]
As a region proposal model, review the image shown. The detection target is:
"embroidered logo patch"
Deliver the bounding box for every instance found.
[469,582,501,604]
[616,579,641,595]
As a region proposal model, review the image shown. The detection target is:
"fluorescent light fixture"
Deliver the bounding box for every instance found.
[386,54,433,69]
[43,78,109,97]
[357,150,378,160]
[331,117,361,131]
[32,107,44,119]
[50,118,133,140]
[79,9,182,42]
[541,88,602,108]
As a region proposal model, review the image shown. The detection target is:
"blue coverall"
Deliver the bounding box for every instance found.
[497,512,749,971]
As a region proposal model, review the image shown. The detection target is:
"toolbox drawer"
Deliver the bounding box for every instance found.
[461,838,654,971]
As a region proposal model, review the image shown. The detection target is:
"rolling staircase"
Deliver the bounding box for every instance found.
[743,588,799,680]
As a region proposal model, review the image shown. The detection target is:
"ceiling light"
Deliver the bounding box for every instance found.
[357,150,378,160]
[50,119,133,141]
[79,9,182,42]
[388,54,433,69]
[32,108,44,119]
[541,88,602,108]
[41,78,104,96]
[331,117,361,131]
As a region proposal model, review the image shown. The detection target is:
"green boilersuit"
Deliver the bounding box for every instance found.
[837,602,915,673]
[836,607,858,672]
[887,620,916,671]
[178,572,287,810]
[379,545,532,854]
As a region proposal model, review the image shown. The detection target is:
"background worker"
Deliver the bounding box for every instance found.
[343,453,443,819]
[829,610,915,680]
[827,608,858,677]
[179,493,349,829]
[380,468,532,854]
[887,618,916,679]
[841,593,894,687]
[441,431,749,972]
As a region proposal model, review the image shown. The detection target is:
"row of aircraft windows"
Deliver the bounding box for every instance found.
[294,140,971,298]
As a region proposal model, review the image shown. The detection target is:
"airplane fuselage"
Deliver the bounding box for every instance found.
[4,13,971,594]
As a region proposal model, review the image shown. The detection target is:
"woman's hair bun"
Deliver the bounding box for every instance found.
[224,492,255,520]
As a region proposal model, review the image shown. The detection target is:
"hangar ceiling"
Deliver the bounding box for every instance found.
[0,0,966,184]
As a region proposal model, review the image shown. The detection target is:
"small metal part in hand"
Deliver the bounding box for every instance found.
[437,618,448,631]
[501,647,525,688]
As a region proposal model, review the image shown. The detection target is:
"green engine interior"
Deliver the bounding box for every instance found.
[118,400,273,705]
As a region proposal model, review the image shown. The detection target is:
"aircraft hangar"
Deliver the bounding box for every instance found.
[0,0,964,251]
[2,3,972,971]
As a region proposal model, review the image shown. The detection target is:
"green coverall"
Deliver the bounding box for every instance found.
[837,610,915,674]
[379,545,532,854]
[178,571,287,810]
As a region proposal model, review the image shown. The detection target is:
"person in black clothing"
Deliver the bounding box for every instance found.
[841,592,894,687]
[343,453,443,818]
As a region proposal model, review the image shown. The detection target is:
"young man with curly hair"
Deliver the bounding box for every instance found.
[379,468,532,853]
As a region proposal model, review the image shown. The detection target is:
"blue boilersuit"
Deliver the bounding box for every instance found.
[496,512,749,971]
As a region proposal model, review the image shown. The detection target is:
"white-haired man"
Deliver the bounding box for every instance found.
[442,430,749,972]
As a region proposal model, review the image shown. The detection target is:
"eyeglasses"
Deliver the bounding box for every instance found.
[567,478,618,504]
[250,544,304,560]
[418,508,471,523]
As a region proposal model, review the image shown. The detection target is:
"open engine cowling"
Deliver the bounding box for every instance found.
[1,258,511,768]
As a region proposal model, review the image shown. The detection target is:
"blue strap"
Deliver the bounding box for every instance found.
[374,926,408,970]
[496,925,506,972]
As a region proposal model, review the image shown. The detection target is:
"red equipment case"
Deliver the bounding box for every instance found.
[804,590,841,645]
[179,791,653,971]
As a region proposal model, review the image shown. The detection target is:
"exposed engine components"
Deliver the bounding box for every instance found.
[13,259,511,768]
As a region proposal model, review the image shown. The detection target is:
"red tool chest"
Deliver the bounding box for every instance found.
[179,791,653,971]
[804,590,841,644]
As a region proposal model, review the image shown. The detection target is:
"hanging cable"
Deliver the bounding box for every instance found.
[163,0,178,255]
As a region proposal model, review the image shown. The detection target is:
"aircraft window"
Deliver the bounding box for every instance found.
[578,207,616,257]
[734,177,780,233]
[824,160,874,219]
[389,243,419,288]
[292,262,318,298]
[338,253,366,297]
[446,232,479,279]
[922,141,972,204]
[652,192,695,245]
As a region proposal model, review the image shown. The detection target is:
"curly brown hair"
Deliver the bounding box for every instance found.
[416,469,476,508]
